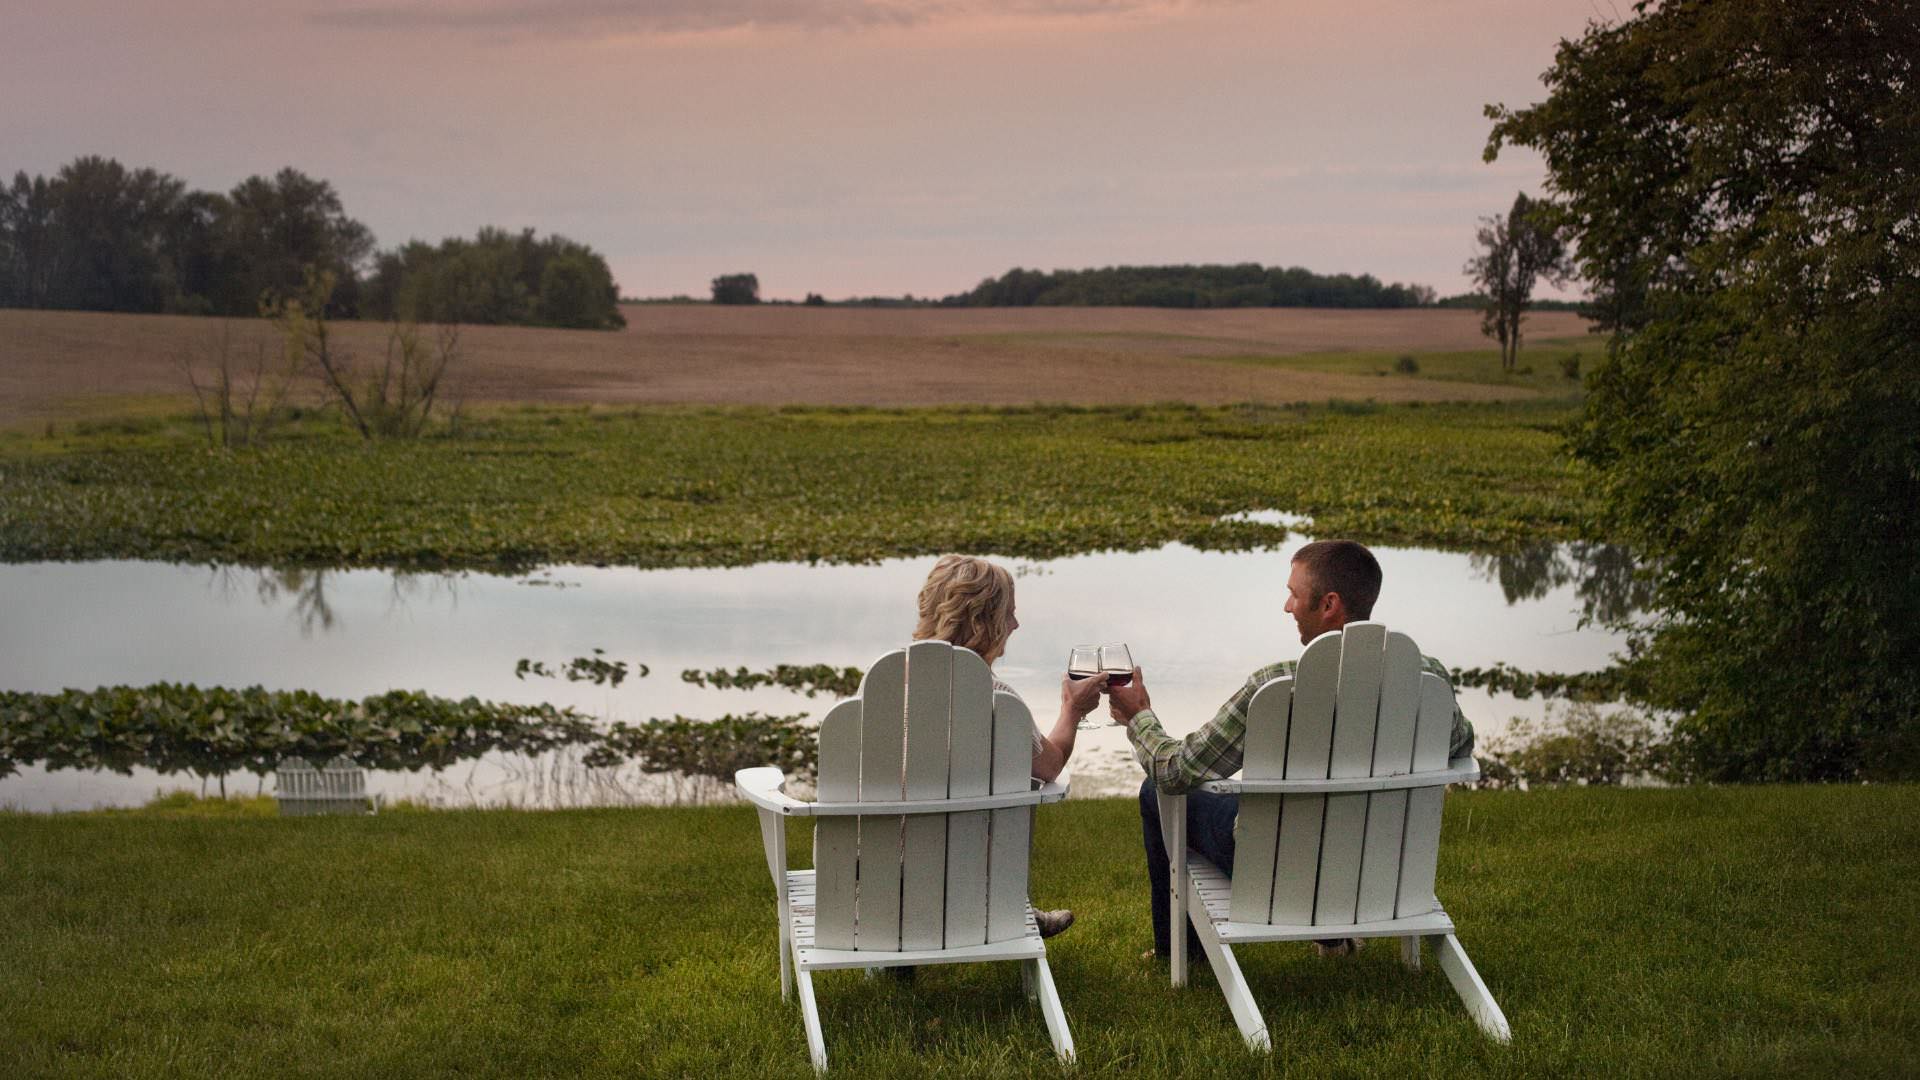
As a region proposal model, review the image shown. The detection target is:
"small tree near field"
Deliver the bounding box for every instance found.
[1465,191,1571,371]
[710,273,759,305]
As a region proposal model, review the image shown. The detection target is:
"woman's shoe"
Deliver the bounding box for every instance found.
[1034,909,1075,939]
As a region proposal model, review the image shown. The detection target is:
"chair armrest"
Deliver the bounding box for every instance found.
[803,788,1055,816]
[738,767,1066,817]
[1197,758,1480,796]
[735,766,811,815]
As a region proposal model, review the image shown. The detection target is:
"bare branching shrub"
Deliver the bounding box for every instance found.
[266,267,460,440]
[178,322,299,448]
[362,321,459,438]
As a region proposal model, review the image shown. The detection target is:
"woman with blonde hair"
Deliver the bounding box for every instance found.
[915,554,1101,939]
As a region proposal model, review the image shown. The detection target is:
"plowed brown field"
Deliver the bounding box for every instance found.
[0,304,1590,423]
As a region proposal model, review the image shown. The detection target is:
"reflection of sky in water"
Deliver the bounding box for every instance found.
[0,543,1627,811]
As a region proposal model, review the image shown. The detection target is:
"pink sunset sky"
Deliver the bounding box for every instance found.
[3,0,1609,301]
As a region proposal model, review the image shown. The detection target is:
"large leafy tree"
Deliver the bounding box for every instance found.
[1486,0,1920,779]
[0,157,187,312]
[222,168,374,316]
[710,272,760,305]
[0,172,60,307]
[360,227,624,329]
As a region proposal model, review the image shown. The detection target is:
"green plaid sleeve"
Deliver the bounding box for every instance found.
[1124,662,1294,795]
[1422,654,1477,761]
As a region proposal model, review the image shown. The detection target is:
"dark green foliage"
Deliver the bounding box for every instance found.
[949,263,1436,308]
[710,272,760,304]
[221,168,374,318]
[0,158,623,329]
[0,683,815,789]
[582,712,815,780]
[0,160,372,317]
[803,292,826,306]
[1394,354,1419,374]
[1475,704,1668,787]
[361,227,624,330]
[0,684,601,781]
[1453,663,1632,704]
[0,403,1597,569]
[680,664,866,699]
[1558,352,1581,381]
[515,650,650,688]
[1488,0,1920,780]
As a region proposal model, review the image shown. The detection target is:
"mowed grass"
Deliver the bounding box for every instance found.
[0,401,1595,569]
[2,786,1916,1078]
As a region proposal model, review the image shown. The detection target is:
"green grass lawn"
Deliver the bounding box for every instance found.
[4,787,1916,1077]
[0,401,1594,569]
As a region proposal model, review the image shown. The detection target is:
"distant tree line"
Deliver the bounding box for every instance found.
[945,264,1437,308]
[1434,293,1590,314]
[364,228,623,329]
[0,156,622,329]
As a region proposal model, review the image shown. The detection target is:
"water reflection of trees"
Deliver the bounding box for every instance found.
[1471,543,1652,625]
[206,567,464,637]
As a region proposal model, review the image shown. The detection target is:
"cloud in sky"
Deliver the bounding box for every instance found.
[309,0,1242,36]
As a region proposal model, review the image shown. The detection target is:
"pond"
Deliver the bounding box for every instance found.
[0,539,1637,811]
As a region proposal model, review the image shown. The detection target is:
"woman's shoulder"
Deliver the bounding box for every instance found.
[991,677,1025,701]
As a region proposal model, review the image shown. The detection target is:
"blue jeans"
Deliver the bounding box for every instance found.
[1138,777,1346,957]
[1138,778,1238,959]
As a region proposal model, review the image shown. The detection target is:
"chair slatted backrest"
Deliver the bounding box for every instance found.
[812,640,1036,952]
[1230,623,1456,927]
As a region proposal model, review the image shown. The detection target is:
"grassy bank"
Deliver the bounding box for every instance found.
[1220,335,1595,394]
[0,401,1594,570]
[2,787,1915,1077]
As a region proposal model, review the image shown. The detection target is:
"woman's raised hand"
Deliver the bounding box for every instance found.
[1061,671,1105,720]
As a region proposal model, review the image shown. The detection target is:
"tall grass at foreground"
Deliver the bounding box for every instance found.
[4,787,1916,1077]
[0,401,1594,569]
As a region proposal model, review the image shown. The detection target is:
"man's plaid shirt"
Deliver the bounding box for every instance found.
[1125,655,1476,795]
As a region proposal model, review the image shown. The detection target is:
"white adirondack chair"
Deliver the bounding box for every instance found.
[736,640,1075,1072]
[1159,622,1510,1048]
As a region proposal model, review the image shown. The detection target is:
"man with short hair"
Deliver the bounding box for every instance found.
[1109,539,1476,961]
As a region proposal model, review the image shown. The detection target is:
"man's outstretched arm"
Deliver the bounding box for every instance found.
[1114,664,1290,795]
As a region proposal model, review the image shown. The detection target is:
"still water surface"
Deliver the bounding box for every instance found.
[0,541,1631,811]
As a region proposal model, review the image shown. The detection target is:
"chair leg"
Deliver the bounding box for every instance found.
[1399,935,1421,972]
[795,968,829,1072]
[1159,792,1188,988]
[1190,905,1270,1051]
[1025,957,1076,1064]
[1431,933,1511,1043]
[779,914,794,1001]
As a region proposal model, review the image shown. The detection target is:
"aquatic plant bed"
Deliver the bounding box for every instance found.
[3,786,1914,1077]
[0,402,1594,569]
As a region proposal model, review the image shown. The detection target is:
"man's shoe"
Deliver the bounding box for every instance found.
[1034,909,1075,939]
[1312,937,1364,958]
